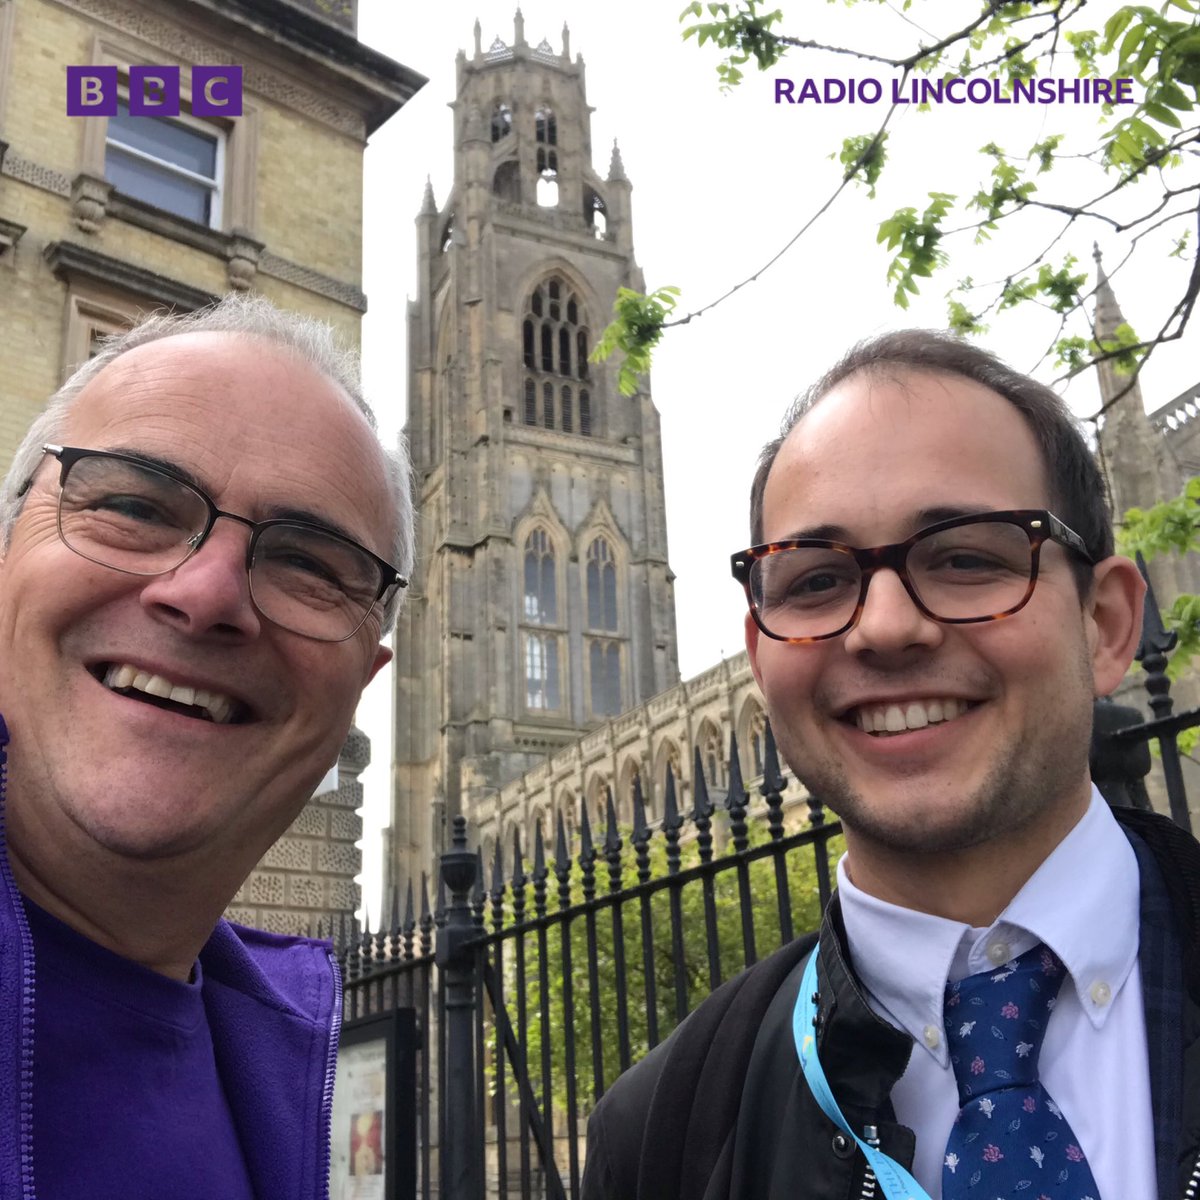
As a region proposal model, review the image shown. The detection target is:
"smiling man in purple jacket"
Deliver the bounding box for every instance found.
[0,294,411,1199]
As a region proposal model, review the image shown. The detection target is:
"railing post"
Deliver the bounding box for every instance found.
[1135,552,1193,833]
[436,815,481,1200]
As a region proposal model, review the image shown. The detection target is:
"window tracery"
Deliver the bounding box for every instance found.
[521,277,592,435]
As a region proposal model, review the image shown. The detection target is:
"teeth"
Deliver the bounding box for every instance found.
[111,664,136,689]
[853,696,973,736]
[101,664,237,724]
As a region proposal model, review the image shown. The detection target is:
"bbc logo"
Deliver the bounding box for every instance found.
[66,65,243,117]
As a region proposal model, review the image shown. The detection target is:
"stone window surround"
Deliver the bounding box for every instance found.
[77,32,258,237]
[518,522,568,717]
[44,239,218,382]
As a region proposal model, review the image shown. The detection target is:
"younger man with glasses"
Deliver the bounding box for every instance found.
[582,330,1200,1200]
[0,295,410,1197]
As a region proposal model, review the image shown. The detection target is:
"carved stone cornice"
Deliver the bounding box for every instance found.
[0,215,26,255]
[43,240,219,311]
[259,251,366,311]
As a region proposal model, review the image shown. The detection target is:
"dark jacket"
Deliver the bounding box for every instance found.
[582,806,1200,1200]
[0,716,343,1200]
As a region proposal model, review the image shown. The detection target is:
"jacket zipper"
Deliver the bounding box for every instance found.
[318,949,343,1200]
[1184,1149,1200,1200]
[0,720,37,1200]
[858,1125,879,1200]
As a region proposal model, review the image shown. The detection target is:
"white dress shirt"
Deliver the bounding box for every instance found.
[836,787,1156,1200]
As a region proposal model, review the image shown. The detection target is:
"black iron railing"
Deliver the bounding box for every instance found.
[342,557,1200,1197]
[342,729,841,1199]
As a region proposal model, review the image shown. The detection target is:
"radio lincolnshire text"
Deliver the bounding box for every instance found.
[774,76,1135,106]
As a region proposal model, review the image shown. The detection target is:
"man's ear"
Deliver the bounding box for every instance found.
[1087,555,1146,697]
[366,643,392,687]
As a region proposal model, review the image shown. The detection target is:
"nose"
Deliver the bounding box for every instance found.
[138,518,262,639]
[842,566,943,656]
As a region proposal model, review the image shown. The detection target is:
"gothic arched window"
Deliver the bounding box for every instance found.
[586,538,618,631]
[523,379,536,425]
[525,634,560,711]
[521,278,591,435]
[523,529,556,624]
[585,536,622,719]
[698,722,725,790]
[535,107,557,145]
[491,103,512,143]
[589,640,621,717]
[522,529,562,713]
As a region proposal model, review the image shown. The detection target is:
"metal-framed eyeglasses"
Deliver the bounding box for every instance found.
[731,509,1095,644]
[37,444,407,643]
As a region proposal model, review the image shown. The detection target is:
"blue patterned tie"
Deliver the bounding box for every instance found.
[942,943,1102,1199]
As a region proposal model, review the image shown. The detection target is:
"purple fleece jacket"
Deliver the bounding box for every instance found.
[0,714,343,1200]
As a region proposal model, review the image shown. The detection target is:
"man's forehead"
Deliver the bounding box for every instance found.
[62,330,394,554]
[75,330,345,404]
[763,367,1050,537]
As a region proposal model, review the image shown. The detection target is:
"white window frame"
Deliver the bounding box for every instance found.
[104,98,226,230]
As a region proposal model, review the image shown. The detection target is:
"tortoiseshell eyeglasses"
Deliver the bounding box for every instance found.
[730,509,1095,644]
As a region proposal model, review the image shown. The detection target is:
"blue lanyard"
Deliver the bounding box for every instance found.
[792,943,933,1200]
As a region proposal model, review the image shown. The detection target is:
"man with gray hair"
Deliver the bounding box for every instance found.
[0,294,411,1198]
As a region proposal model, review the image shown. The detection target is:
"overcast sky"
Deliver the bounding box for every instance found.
[349,0,1198,922]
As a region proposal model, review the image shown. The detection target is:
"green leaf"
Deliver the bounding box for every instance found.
[591,286,682,396]
[1144,99,1183,127]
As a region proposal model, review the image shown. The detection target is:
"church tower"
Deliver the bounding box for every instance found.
[1093,244,1184,522]
[388,16,680,890]
[1092,244,1199,605]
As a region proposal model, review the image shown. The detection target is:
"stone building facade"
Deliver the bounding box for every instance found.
[474,650,801,866]
[0,0,424,467]
[387,18,681,897]
[0,0,424,933]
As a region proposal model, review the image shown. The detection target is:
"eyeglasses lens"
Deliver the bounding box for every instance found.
[57,453,382,641]
[750,520,1034,639]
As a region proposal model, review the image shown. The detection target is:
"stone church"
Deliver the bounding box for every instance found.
[386,17,681,893]
[385,18,1200,897]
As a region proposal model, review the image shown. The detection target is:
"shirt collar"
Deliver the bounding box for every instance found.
[837,786,1141,1066]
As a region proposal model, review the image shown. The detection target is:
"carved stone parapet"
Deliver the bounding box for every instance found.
[71,173,113,234]
[226,228,265,291]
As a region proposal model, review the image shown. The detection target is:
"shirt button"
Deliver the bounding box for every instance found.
[1090,980,1112,1006]
[987,941,1011,965]
[923,1025,941,1050]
